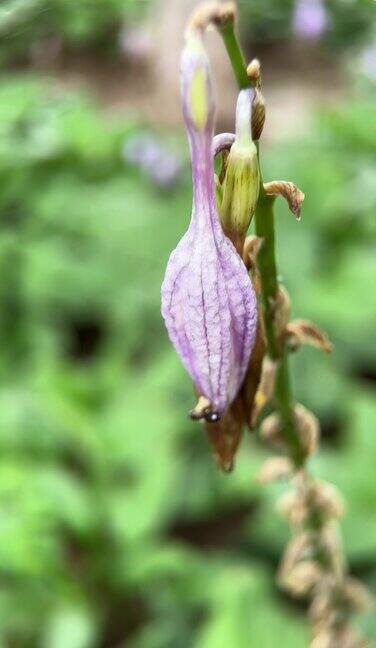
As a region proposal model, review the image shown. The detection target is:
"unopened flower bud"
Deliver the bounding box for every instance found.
[161,32,257,417]
[219,89,260,251]
[247,58,261,88]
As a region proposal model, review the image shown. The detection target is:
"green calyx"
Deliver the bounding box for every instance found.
[218,139,260,241]
[217,88,260,247]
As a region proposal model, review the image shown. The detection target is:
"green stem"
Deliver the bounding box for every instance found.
[255,188,304,466]
[214,17,362,639]
[253,188,278,358]
[218,23,251,90]
[217,21,302,466]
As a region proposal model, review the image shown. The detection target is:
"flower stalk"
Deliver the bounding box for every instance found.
[212,6,373,646]
[161,3,373,643]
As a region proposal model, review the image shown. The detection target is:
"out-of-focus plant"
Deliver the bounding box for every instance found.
[0,0,145,65]
[161,2,374,646]
[0,0,375,67]
[239,0,374,48]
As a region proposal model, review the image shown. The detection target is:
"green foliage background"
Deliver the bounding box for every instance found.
[0,1,375,647]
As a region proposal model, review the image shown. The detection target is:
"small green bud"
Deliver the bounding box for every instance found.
[219,89,260,249]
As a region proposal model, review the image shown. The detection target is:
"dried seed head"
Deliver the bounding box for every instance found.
[263,180,305,220]
[256,456,293,484]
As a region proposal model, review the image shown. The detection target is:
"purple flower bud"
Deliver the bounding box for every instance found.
[293,0,329,41]
[161,34,257,416]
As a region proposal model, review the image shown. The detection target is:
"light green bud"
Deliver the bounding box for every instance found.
[219,89,260,247]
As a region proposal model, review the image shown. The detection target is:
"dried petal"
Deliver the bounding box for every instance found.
[256,456,293,483]
[161,33,257,416]
[344,577,375,614]
[260,411,285,450]
[293,403,320,456]
[270,286,291,341]
[277,489,309,526]
[279,531,315,574]
[280,560,323,598]
[242,235,263,294]
[237,317,266,429]
[286,319,333,353]
[313,483,345,521]
[264,180,305,220]
[187,1,235,33]
[204,399,243,472]
[250,355,279,427]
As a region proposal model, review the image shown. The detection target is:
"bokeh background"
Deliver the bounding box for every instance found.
[0,1,375,646]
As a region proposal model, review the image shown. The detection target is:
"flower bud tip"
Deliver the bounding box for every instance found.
[247,58,261,87]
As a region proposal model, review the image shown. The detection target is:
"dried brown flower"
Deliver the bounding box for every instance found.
[264,180,305,220]
[286,319,333,353]
[256,456,293,483]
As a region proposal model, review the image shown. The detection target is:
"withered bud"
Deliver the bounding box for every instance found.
[309,575,339,630]
[251,88,266,141]
[187,1,235,33]
[247,58,261,88]
[250,355,279,427]
[279,531,314,575]
[203,395,245,472]
[256,456,293,484]
[263,180,305,220]
[279,560,322,598]
[270,285,291,342]
[312,482,345,521]
[242,235,263,293]
[277,489,309,526]
[293,403,320,457]
[286,319,333,354]
[310,626,364,648]
[260,411,285,450]
[344,577,375,614]
[320,522,345,578]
